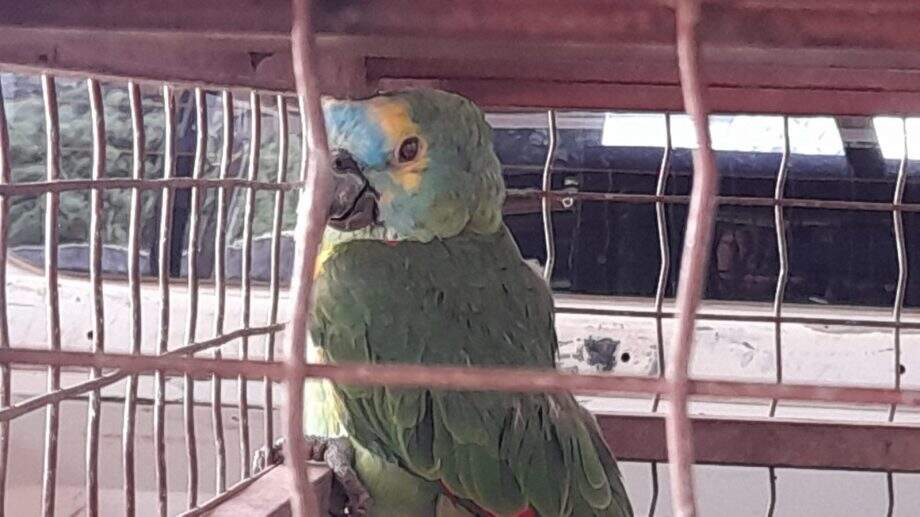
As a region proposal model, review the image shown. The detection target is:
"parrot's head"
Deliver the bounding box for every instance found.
[321,88,505,243]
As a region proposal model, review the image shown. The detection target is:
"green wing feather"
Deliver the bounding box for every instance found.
[312,227,633,517]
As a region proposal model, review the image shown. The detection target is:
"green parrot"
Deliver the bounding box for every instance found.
[303,89,633,517]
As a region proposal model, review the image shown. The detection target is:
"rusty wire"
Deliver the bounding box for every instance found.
[667,1,717,514]
[288,0,335,514]
[0,324,283,423]
[5,348,920,408]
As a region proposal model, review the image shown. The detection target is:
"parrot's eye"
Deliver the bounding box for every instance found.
[397,137,420,163]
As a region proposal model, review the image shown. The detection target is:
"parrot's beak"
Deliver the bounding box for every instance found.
[327,149,378,231]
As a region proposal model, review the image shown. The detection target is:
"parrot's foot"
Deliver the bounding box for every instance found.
[306,436,373,516]
[251,436,372,516]
[251,436,286,475]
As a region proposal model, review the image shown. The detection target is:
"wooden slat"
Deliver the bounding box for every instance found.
[191,414,920,514]
[598,413,920,473]
[199,464,332,517]
[200,414,920,513]
[5,2,920,113]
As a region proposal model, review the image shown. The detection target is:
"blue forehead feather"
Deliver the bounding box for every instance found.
[322,101,391,170]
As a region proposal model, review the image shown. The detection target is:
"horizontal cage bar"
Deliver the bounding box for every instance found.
[1,348,920,409]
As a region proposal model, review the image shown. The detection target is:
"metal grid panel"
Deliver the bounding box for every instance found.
[0,1,916,516]
[0,75,304,514]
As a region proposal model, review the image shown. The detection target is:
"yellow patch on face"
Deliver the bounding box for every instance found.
[369,98,427,193]
[313,240,337,279]
[369,98,418,145]
[389,157,428,192]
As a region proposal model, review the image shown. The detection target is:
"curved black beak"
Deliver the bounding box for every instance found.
[327,149,378,231]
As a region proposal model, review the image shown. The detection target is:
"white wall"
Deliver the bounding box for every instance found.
[6,261,920,515]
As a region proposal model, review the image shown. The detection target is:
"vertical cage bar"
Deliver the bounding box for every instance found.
[212,89,232,494]
[238,91,260,479]
[541,110,557,282]
[184,87,208,509]
[767,469,778,517]
[886,117,909,517]
[264,95,289,450]
[122,80,145,517]
[769,116,790,418]
[298,96,308,184]
[154,84,176,517]
[766,116,790,517]
[889,117,908,421]
[288,0,334,514]
[0,75,12,516]
[667,1,719,515]
[84,77,106,517]
[649,113,672,517]
[887,472,897,517]
[652,113,673,414]
[40,73,62,517]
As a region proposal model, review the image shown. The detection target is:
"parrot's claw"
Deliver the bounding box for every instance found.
[251,437,286,475]
[306,436,373,516]
[251,435,372,515]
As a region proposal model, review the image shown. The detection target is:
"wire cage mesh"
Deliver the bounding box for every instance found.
[0,75,307,515]
[0,1,920,516]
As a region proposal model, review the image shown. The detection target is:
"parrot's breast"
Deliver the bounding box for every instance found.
[310,226,556,369]
[307,228,631,517]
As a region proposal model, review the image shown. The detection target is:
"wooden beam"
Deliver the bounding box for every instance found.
[199,464,333,517]
[598,413,920,472]
[4,2,920,112]
[199,414,920,513]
